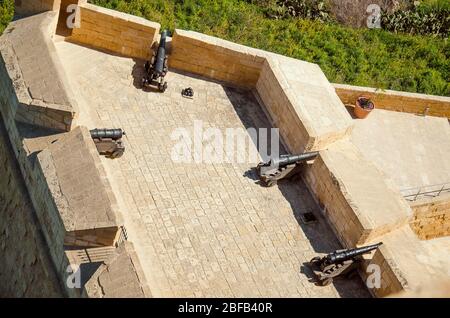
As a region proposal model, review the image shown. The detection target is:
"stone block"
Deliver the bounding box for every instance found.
[70,3,160,60]
[304,140,412,247]
[36,126,123,247]
[83,242,152,298]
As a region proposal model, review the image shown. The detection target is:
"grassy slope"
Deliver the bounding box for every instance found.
[92,0,449,96]
[0,0,448,95]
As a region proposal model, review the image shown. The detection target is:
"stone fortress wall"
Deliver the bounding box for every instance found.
[0,117,63,297]
[409,193,450,240]
[69,2,160,60]
[1,0,449,297]
[1,1,150,297]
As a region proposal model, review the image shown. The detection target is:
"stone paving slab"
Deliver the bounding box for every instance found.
[56,41,370,298]
[83,242,152,298]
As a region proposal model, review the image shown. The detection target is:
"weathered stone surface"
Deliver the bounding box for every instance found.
[363,226,450,297]
[391,277,450,298]
[351,109,450,195]
[37,126,123,246]
[171,29,353,153]
[69,3,160,60]
[258,57,353,153]
[410,193,450,240]
[0,11,77,131]
[57,40,370,298]
[334,83,450,118]
[83,242,152,298]
[350,108,450,241]
[0,117,63,297]
[1,1,449,298]
[304,139,412,247]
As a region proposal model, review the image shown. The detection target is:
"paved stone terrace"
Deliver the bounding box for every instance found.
[56,41,369,297]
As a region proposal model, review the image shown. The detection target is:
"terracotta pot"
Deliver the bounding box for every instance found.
[354,96,375,119]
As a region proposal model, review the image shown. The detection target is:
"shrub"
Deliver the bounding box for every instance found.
[381,0,449,37]
[248,0,332,22]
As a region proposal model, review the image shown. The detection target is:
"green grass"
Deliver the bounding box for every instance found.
[0,0,13,34]
[91,0,450,96]
[1,0,449,96]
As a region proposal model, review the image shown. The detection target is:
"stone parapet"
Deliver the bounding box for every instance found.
[64,6,353,152]
[69,3,160,60]
[0,11,77,131]
[334,83,450,118]
[82,242,152,298]
[363,226,450,297]
[2,2,448,298]
[170,29,265,88]
[257,57,353,152]
[171,29,353,153]
[37,126,123,247]
[361,243,409,297]
[303,140,412,247]
[0,117,63,297]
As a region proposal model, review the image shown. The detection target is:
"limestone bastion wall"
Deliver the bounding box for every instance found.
[0,8,150,297]
[334,83,450,118]
[409,193,450,240]
[69,2,160,60]
[2,1,449,297]
[53,2,412,297]
[0,11,77,132]
[0,117,63,297]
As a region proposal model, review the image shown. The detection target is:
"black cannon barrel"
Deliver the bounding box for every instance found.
[154,30,168,75]
[327,242,383,264]
[270,151,319,167]
[90,128,125,140]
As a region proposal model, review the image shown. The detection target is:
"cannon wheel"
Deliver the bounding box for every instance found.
[309,256,321,264]
[319,277,333,286]
[159,81,168,92]
[142,77,149,88]
[265,179,277,187]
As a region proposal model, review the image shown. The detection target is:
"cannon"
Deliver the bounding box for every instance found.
[90,128,125,159]
[256,151,319,187]
[308,242,383,286]
[142,30,169,92]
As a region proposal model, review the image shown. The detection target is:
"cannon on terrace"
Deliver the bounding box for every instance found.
[256,151,319,187]
[142,30,169,92]
[308,242,383,286]
[90,128,125,159]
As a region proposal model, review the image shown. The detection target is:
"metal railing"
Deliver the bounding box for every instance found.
[116,226,128,246]
[400,182,450,202]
